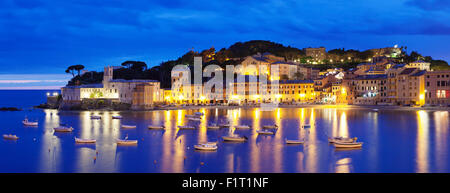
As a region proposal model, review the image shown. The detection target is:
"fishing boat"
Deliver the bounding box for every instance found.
[121,124,137,129]
[262,124,278,129]
[112,115,123,119]
[285,139,304,144]
[328,137,357,143]
[187,117,201,122]
[3,134,18,140]
[334,141,363,148]
[148,125,165,130]
[178,125,196,130]
[75,137,96,144]
[234,125,250,129]
[194,143,217,151]
[116,139,138,145]
[194,112,204,116]
[301,124,311,129]
[256,129,275,135]
[90,115,101,119]
[22,118,38,126]
[222,135,247,142]
[54,126,74,132]
[207,124,220,129]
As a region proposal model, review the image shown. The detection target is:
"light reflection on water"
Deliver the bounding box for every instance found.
[0,107,449,173]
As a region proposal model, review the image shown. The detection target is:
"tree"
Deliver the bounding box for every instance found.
[73,64,85,76]
[65,66,76,77]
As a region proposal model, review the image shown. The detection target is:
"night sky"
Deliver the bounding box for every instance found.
[1,0,449,89]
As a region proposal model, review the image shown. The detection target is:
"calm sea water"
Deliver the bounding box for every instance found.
[0,90,449,173]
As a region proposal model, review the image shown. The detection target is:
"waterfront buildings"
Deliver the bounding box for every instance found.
[424,70,450,105]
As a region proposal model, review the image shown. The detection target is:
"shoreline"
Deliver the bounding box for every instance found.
[40,104,450,112]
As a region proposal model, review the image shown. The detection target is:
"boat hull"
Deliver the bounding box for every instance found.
[117,140,138,145]
[334,142,363,148]
[75,138,96,143]
[54,127,74,132]
[3,135,18,140]
[286,140,304,144]
[148,125,165,130]
[222,136,246,142]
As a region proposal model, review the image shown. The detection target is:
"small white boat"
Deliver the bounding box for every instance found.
[178,125,195,130]
[121,124,137,129]
[75,137,96,144]
[334,141,363,148]
[373,109,379,112]
[234,125,250,129]
[54,126,74,132]
[219,124,230,128]
[112,115,123,119]
[3,134,19,140]
[194,143,217,151]
[222,135,248,142]
[328,137,357,143]
[263,124,278,129]
[256,129,275,135]
[188,117,201,122]
[194,112,204,116]
[207,124,220,129]
[22,118,38,126]
[205,141,218,145]
[117,139,138,145]
[148,125,165,130]
[90,115,101,119]
[301,124,311,129]
[285,139,304,144]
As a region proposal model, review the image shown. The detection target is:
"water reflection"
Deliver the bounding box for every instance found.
[3,107,448,173]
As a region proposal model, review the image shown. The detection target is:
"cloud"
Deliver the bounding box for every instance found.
[406,0,450,11]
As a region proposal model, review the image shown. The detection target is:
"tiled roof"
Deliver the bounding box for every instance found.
[109,79,158,83]
[411,70,426,76]
[64,84,103,89]
[280,80,314,84]
[392,63,406,69]
[354,74,387,80]
[399,68,417,75]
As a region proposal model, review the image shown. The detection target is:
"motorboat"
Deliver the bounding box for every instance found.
[117,139,138,145]
[112,115,123,119]
[90,115,101,119]
[234,125,250,129]
[207,124,220,129]
[222,135,247,142]
[75,137,96,144]
[194,112,204,116]
[54,126,74,132]
[121,124,137,129]
[256,129,275,135]
[148,125,165,130]
[3,134,18,140]
[187,117,201,122]
[328,137,357,143]
[334,141,363,148]
[22,118,38,126]
[178,125,196,130]
[285,139,304,144]
[194,143,217,151]
[301,124,311,129]
[262,124,278,129]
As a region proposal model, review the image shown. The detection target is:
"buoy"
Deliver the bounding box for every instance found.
[200,162,204,166]
[93,156,96,160]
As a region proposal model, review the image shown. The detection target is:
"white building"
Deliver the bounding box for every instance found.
[407,60,430,71]
[61,66,162,105]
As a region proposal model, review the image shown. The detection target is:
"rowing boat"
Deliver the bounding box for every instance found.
[54,126,74,132]
[285,139,304,144]
[75,137,96,143]
[121,124,137,129]
[3,134,18,140]
[148,125,165,130]
[234,125,250,129]
[178,125,195,130]
[117,139,138,145]
[334,141,363,148]
[222,135,247,142]
[256,129,275,135]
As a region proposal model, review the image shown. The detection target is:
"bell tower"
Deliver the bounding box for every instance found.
[103,66,113,86]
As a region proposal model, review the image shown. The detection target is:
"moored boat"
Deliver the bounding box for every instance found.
[54,126,74,132]
[148,125,165,130]
[301,124,311,129]
[334,141,363,148]
[185,114,199,118]
[285,139,304,144]
[194,112,204,116]
[187,117,201,122]
[3,134,19,140]
[116,139,138,145]
[178,125,196,130]
[207,124,220,129]
[22,118,38,126]
[256,129,275,135]
[219,124,230,128]
[194,143,217,151]
[112,115,123,119]
[234,125,250,129]
[121,124,137,129]
[328,137,357,143]
[222,135,247,142]
[90,115,101,119]
[262,124,278,129]
[75,137,96,143]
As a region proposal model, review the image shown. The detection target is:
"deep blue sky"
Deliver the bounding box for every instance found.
[1,0,450,89]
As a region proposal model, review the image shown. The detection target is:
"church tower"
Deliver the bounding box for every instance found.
[103,66,114,86]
